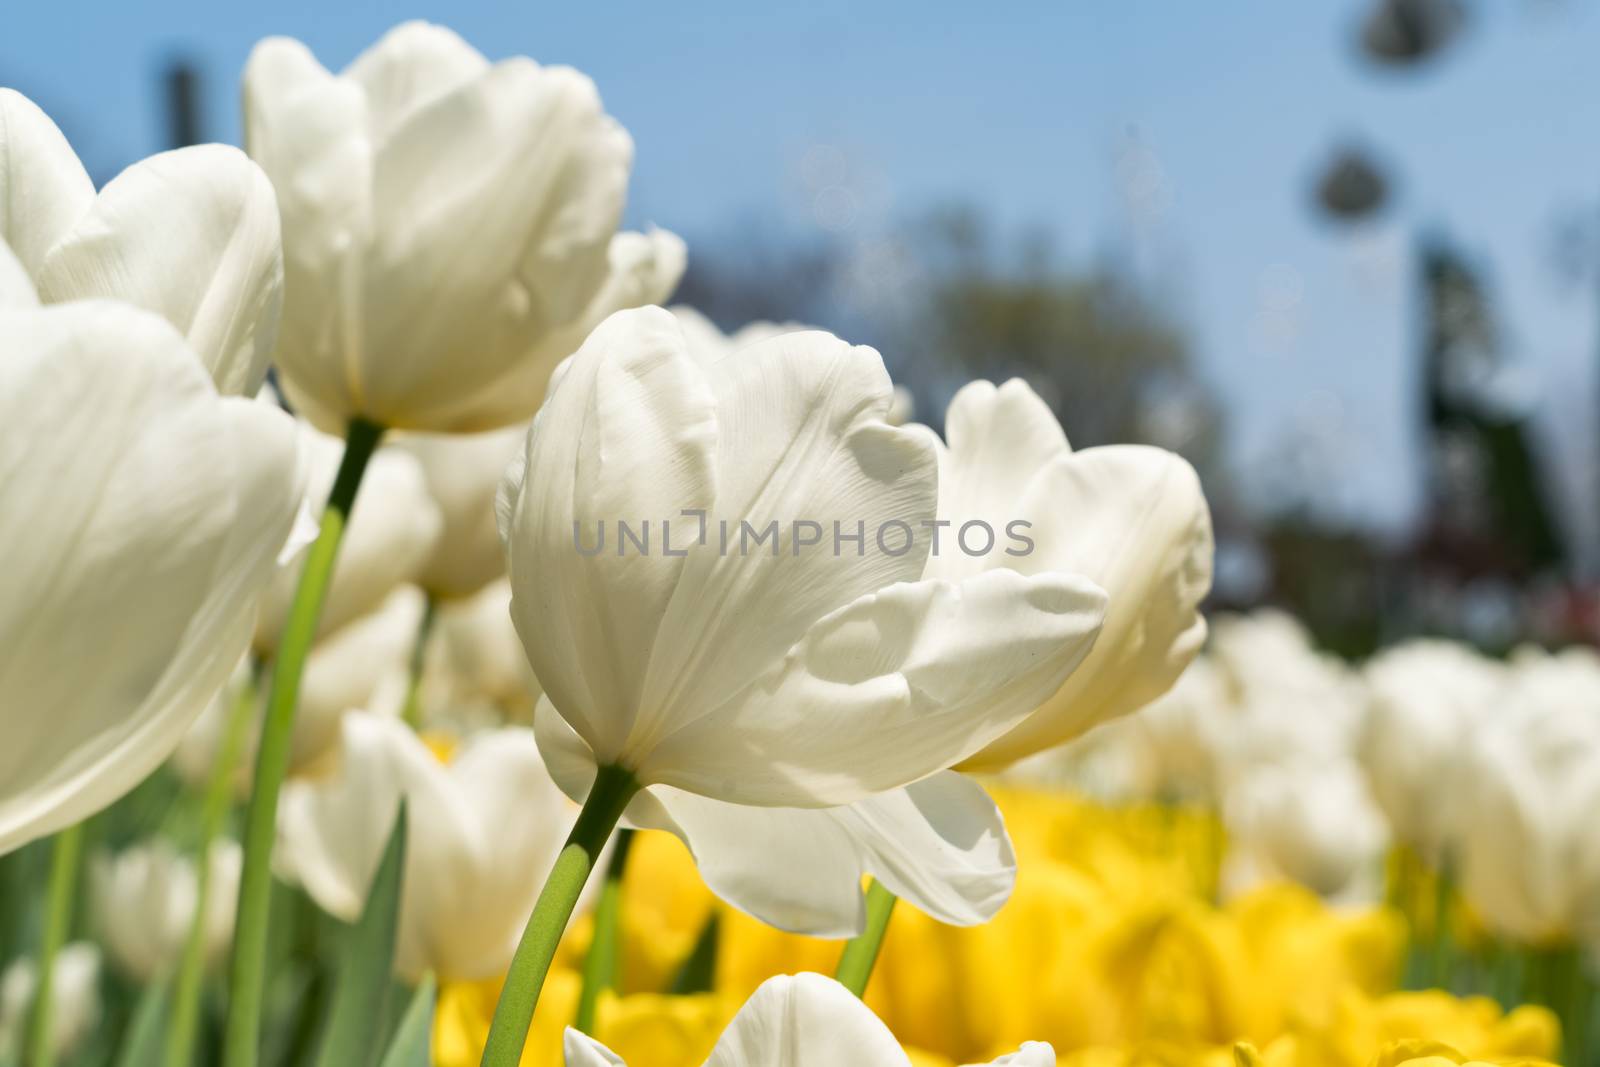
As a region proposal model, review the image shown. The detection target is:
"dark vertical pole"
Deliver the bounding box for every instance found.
[163,59,204,149]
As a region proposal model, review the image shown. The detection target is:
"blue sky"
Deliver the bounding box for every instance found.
[5,1,1599,535]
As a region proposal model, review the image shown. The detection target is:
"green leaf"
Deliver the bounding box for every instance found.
[377,974,436,1067]
[668,912,720,995]
[115,978,172,1067]
[312,802,408,1067]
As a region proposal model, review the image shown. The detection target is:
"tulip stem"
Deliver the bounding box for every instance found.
[835,879,897,998]
[167,668,258,1067]
[574,827,634,1034]
[224,417,385,1067]
[480,764,639,1067]
[400,593,437,730]
[27,821,85,1067]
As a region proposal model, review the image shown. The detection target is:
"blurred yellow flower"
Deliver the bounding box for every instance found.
[434,787,1563,1067]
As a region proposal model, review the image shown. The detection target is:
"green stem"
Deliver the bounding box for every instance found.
[27,822,84,1067]
[223,417,384,1067]
[400,593,437,731]
[480,765,639,1067]
[167,669,259,1067]
[574,828,634,1034]
[834,879,897,998]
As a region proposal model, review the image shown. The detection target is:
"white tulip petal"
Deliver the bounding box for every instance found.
[342,21,489,145]
[643,569,1106,806]
[243,36,373,431]
[632,330,938,755]
[564,1030,627,1066]
[0,237,36,306]
[457,228,688,431]
[288,584,425,769]
[35,145,284,396]
[360,60,630,428]
[961,445,1211,769]
[505,307,719,763]
[703,973,912,1067]
[935,379,1069,542]
[396,423,525,598]
[278,712,575,980]
[277,713,446,920]
[0,89,94,275]
[630,771,1014,937]
[0,302,304,853]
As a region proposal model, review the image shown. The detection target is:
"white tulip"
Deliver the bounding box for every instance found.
[89,839,240,982]
[506,309,1105,935]
[394,424,527,600]
[563,972,1055,1066]
[926,379,1214,771]
[504,308,1106,810]
[277,712,581,980]
[1221,760,1389,902]
[0,89,283,395]
[1361,639,1504,861]
[0,943,101,1061]
[254,426,442,655]
[1456,647,1600,944]
[0,300,305,853]
[421,579,542,725]
[170,657,254,793]
[179,587,423,790]
[244,21,683,433]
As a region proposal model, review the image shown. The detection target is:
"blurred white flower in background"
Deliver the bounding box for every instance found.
[253,423,442,656]
[0,89,282,396]
[1360,640,1505,863]
[89,839,241,982]
[244,21,682,433]
[1456,646,1600,945]
[178,586,424,790]
[395,425,529,602]
[420,579,542,727]
[276,712,584,981]
[1223,760,1389,902]
[0,943,101,1061]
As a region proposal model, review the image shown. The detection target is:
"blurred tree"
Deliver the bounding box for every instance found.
[676,206,1233,519]
[893,207,1228,480]
[1416,235,1566,576]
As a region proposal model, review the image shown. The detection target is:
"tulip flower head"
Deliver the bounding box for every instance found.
[277,712,587,980]
[506,306,1108,807]
[0,943,101,1062]
[243,21,683,433]
[90,839,241,982]
[1361,640,1505,863]
[504,307,1108,936]
[1456,647,1600,945]
[0,89,283,396]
